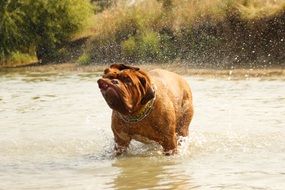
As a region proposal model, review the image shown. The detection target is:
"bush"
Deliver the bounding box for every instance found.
[121,37,137,60]
[138,31,161,61]
[0,0,92,63]
[10,51,36,65]
[77,53,92,65]
[24,0,92,62]
[0,51,37,66]
[121,31,162,62]
[91,0,163,40]
[0,0,28,56]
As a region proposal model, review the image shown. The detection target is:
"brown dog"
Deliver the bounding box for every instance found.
[97,64,193,155]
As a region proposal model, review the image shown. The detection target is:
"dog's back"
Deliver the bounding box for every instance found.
[149,69,193,136]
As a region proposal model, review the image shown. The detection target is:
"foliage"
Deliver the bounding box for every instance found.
[1,0,284,66]
[121,36,137,60]
[77,53,92,65]
[9,51,37,65]
[121,31,161,62]
[91,0,113,13]
[85,0,285,66]
[0,1,27,57]
[138,31,161,61]
[0,0,92,63]
[0,51,37,66]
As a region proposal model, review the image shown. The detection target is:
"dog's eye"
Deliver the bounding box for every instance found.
[125,78,132,84]
[122,76,132,84]
[108,75,116,80]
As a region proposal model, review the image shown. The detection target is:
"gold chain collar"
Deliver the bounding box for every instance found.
[118,86,156,123]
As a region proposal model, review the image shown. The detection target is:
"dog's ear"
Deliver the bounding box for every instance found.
[137,71,154,105]
[141,87,155,105]
[138,76,146,87]
[110,64,140,71]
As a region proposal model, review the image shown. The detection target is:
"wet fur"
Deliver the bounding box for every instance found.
[97,64,193,155]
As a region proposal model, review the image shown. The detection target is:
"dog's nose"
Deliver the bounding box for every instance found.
[97,79,109,90]
[111,79,119,85]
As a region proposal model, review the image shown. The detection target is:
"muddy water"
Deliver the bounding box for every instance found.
[0,70,284,190]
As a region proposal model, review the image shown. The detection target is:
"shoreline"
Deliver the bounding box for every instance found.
[0,62,284,79]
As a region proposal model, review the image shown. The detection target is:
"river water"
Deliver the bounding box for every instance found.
[0,69,284,190]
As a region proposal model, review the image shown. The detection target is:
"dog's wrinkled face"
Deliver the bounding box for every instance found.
[97,64,154,115]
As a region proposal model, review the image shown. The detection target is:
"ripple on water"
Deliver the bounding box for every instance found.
[0,73,285,190]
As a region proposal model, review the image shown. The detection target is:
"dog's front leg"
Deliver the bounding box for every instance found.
[160,130,177,156]
[162,140,177,156]
[113,131,131,156]
[114,142,129,156]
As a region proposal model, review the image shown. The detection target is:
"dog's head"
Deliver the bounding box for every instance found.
[97,64,155,114]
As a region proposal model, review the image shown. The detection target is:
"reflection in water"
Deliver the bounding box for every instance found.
[111,157,195,190]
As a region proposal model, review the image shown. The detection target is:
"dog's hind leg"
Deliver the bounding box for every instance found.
[176,99,193,137]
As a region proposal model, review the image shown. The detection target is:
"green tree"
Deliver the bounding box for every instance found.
[0,0,92,63]
[0,0,27,58]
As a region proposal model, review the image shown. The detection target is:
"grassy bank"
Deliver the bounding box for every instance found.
[1,0,284,68]
[75,0,284,68]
